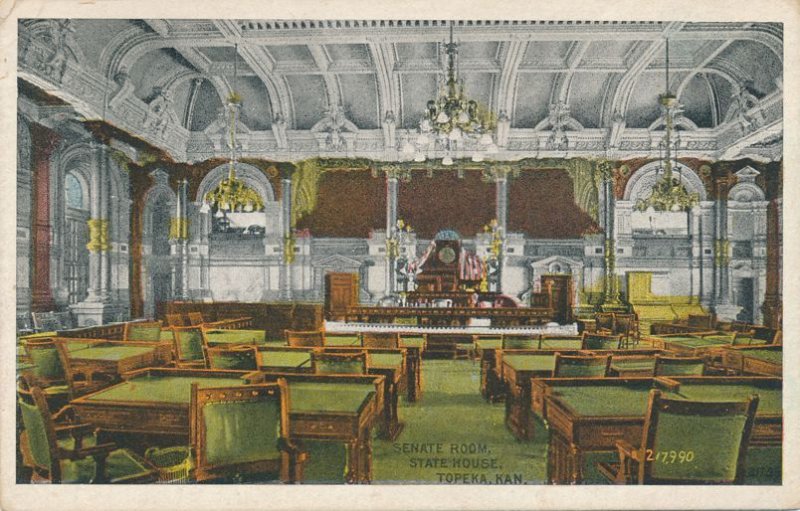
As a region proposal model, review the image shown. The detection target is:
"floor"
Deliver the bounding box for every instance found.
[371,359,548,484]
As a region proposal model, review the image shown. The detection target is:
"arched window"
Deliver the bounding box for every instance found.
[64,171,89,304]
[65,173,85,210]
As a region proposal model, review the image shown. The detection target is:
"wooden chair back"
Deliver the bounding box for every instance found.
[502,335,539,350]
[170,326,209,367]
[553,354,611,378]
[123,321,163,342]
[310,351,368,375]
[639,389,758,484]
[539,335,584,350]
[23,338,66,387]
[205,346,258,371]
[595,312,615,332]
[361,332,400,349]
[285,330,325,348]
[165,313,188,327]
[190,380,301,483]
[17,385,62,481]
[187,312,206,326]
[581,332,623,350]
[654,355,706,376]
[687,313,714,329]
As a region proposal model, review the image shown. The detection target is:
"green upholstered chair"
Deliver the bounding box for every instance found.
[18,385,155,483]
[206,346,258,370]
[362,332,400,349]
[123,321,163,342]
[23,339,73,406]
[311,351,368,375]
[654,356,706,376]
[581,333,623,350]
[501,335,539,350]
[285,330,325,348]
[552,354,611,378]
[171,326,209,368]
[190,380,305,483]
[598,389,759,484]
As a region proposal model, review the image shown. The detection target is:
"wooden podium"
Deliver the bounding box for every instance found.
[325,273,360,320]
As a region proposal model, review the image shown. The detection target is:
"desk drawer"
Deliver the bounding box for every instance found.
[292,416,357,439]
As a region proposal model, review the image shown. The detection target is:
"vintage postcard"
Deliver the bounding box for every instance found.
[1,0,798,509]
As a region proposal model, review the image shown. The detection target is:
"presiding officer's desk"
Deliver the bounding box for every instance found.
[70,367,381,483]
[531,376,782,484]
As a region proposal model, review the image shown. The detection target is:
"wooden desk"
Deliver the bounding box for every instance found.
[256,346,405,440]
[57,339,173,377]
[324,334,425,402]
[718,345,782,376]
[533,376,782,484]
[71,368,380,483]
[499,349,662,440]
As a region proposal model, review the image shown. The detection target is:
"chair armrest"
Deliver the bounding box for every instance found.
[54,423,94,436]
[51,404,77,423]
[278,436,303,455]
[615,439,640,462]
[58,441,116,461]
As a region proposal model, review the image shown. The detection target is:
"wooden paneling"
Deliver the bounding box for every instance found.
[164,302,324,339]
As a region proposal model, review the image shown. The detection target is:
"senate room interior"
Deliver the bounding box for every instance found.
[14,19,783,485]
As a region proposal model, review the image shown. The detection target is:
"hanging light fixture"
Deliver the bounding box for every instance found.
[635,38,699,213]
[412,21,497,165]
[202,44,264,215]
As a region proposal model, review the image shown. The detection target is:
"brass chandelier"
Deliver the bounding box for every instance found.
[203,44,264,216]
[636,38,699,212]
[404,21,498,165]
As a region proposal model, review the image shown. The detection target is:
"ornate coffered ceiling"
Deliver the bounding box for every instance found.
[18,19,783,163]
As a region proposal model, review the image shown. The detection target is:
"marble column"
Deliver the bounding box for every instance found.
[600,163,622,310]
[29,124,60,312]
[494,168,508,293]
[762,197,782,328]
[385,169,399,296]
[279,164,294,300]
[170,179,189,300]
[713,176,740,319]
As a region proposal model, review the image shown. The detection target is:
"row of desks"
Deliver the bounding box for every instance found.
[19,329,430,483]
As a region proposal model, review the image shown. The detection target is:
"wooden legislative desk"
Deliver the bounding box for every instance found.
[324,334,425,402]
[256,346,406,440]
[70,368,381,483]
[531,376,782,484]
[717,345,782,376]
[56,338,173,378]
[344,306,555,327]
[498,349,662,440]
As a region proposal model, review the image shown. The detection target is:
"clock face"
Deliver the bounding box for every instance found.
[438,246,457,264]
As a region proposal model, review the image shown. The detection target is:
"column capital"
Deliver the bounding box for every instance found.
[277,162,296,180]
[376,163,411,182]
